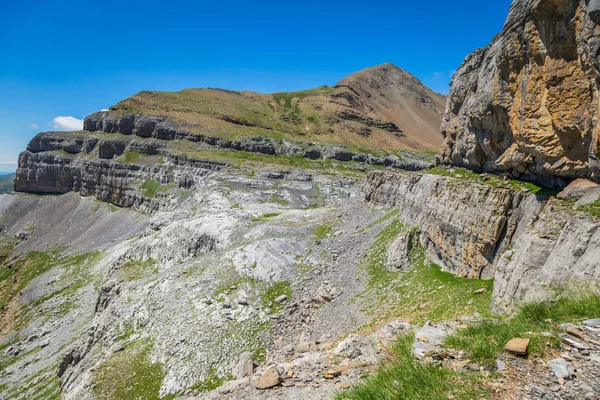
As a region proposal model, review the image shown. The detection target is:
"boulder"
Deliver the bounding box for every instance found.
[232,352,254,379]
[583,318,600,328]
[590,0,600,24]
[504,338,530,356]
[254,366,280,390]
[118,114,135,135]
[557,179,599,200]
[413,324,450,359]
[387,229,418,270]
[548,358,574,380]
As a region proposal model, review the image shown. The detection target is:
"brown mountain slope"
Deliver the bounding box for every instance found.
[337,63,447,150]
[97,63,445,152]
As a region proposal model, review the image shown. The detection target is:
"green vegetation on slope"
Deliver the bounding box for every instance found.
[121,257,158,281]
[336,333,488,400]
[92,340,173,400]
[445,293,600,365]
[119,151,164,165]
[357,220,493,324]
[577,199,600,219]
[426,167,551,195]
[0,249,61,312]
[140,180,176,197]
[0,173,15,194]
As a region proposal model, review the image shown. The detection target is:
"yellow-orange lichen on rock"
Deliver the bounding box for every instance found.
[442,0,600,188]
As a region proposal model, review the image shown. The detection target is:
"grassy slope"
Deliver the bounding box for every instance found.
[355,214,493,326]
[0,174,15,194]
[108,66,444,152]
[344,213,600,399]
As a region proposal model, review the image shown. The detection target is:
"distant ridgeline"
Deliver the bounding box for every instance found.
[0,173,15,194]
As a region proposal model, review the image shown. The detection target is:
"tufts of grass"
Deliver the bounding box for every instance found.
[121,258,158,282]
[312,219,339,240]
[577,199,600,219]
[188,371,233,394]
[140,180,176,197]
[92,340,173,400]
[336,333,488,400]
[445,293,600,365]
[426,167,554,195]
[260,281,292,313]
[251,212,281,222]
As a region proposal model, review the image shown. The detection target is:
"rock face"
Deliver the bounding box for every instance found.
[14,129,434,206]
[441,0,600,188]
[364,170,600,312]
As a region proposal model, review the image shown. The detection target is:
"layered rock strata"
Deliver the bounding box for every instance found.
[441,0,600,188]
[14,127,433,210]
[365,170,600,312]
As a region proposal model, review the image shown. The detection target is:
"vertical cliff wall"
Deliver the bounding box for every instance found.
[364,171,600,312]
[441,0,600,188]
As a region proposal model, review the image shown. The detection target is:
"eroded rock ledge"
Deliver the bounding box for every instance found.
[364,170,600,312]
[83,112,433,170]
[441,0,600,188]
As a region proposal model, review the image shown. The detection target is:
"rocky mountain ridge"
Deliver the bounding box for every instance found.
[100,63,446,153]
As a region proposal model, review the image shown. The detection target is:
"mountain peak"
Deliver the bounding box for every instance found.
[336,63,427,94]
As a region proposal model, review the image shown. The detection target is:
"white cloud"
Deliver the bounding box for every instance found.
[49,116,84,131]
[432,72,441,79]
[101,109,109,112]
[0,161,18,172]
[30,123,39,129]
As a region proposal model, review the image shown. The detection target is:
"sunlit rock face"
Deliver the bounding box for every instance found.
[441,0,600,188]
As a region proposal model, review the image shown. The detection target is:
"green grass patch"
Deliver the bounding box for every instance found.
[336,333,489,400]
[577,199,600,219]
[92,340,173,400]
[140,180,176,197]
[189,371,232,393]
[120,151,164,164]
[426,167,551,195]
[174,147,372,179]
[357,221,493,324]
[270,194,290,206]
[252,348,267,364]
[0,249,62,312]
[251,212,281,222]
[121,258,158,282]
[260,280,292,313]
[312,219,338,240]
[445,293,600,365]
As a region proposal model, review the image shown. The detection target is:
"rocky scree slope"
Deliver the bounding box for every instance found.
[441,0,600,188]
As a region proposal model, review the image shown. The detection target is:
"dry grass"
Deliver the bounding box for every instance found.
[109,85,436,151]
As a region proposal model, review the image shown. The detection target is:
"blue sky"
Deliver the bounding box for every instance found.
[0,0,512,172]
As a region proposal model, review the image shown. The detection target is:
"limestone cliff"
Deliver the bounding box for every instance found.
[441,0,600,188]
[364,170,600,312]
